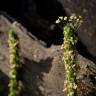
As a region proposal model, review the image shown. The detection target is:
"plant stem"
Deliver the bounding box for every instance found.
[63,23,77,96]
[56,15,82,96]
[8,22,21,96]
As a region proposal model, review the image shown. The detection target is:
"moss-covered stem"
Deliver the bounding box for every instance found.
[8,22,21,96]
[63,15,82,96]
[63,23,77,96]
[56,15,82,96]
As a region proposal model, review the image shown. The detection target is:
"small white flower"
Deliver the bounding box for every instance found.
[59,16,63,20]
[64,16,67,21]
[56,19,60,23]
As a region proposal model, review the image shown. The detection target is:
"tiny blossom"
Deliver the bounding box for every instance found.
[56,19,60,23]
[64,16,67,21]
[59,16,63,20]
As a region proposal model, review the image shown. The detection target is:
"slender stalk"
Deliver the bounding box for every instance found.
[8,22,21,96]
[56,15,82,96]
[63,22,77,96]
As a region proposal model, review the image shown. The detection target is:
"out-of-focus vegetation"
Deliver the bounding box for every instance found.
[8,22,22,96]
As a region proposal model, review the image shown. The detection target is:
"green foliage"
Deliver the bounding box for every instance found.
[56,14,82,96]
[8,22,21,96]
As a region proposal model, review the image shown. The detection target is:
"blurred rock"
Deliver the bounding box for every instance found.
[0,0,66,47]
[0,15,64,96]
[0,15,96,96]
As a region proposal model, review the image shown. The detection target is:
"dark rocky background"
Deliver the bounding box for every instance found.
[0,0,96,96]
[0,0,66,47]
[59,0,96,62]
